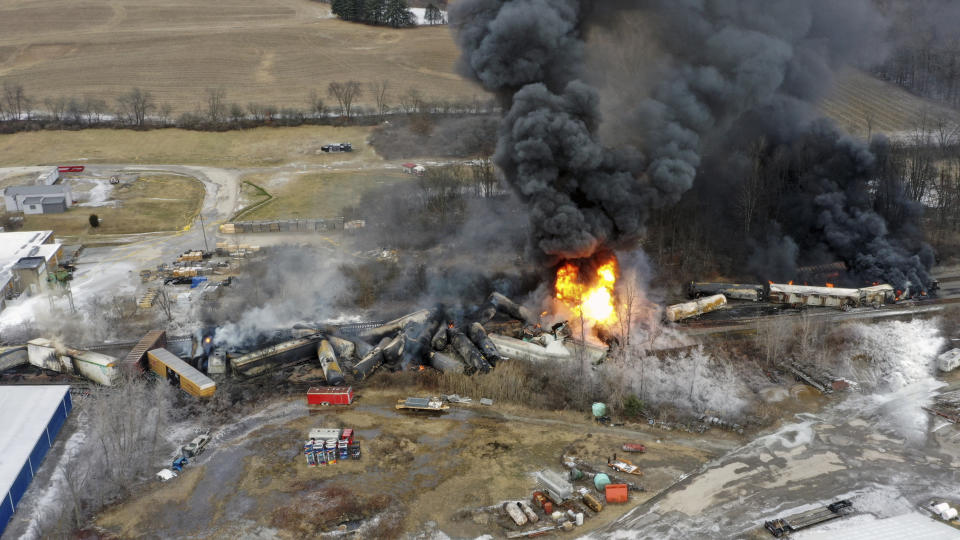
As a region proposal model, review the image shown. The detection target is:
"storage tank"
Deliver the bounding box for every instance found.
[665,294,727,322]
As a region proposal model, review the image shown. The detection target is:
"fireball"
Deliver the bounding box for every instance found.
[554,258,618,326]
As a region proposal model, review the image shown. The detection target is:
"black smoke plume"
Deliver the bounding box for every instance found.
[451,0,935,291]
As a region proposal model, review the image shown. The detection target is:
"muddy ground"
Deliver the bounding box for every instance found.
[94,389,743,539]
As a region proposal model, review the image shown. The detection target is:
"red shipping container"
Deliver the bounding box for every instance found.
[307,386,354,406]
[57,166,85,173]
[605,484,628,504]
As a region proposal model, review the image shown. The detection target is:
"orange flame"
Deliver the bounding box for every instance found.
[825,282,835,288]
[788,280,794,285]
[555,258,618,326]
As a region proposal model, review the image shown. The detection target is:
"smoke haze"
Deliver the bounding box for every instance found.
[450,0,936,290]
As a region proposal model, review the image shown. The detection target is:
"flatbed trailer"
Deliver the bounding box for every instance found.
[764,500,852,537]
[395,396,449,412]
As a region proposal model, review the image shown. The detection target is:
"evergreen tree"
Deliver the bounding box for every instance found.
[331,0,346,18]
[385,0,414,28]
[342,0,360,21]
[364,0,385,25]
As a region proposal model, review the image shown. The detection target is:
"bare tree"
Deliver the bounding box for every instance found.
[45,97,68,122]
[117,88,155,128]
[737,137,765,235]
[66,98,87,124]
[327,81,363,122]
[155,286,174,322]
[206,88,227,125]
[3,81,31,120]
[84,97,107,124]
[368,80,390,121]
[399,87,423,114]
[229,103,245,125]
[158,103,173,126]
[307,90,327,119]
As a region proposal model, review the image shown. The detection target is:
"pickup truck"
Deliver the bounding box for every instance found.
[182,434,210,458]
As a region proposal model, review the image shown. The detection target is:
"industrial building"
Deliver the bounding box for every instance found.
[0,385,73,536]
[3,185,72,214]
[0,231,59,301]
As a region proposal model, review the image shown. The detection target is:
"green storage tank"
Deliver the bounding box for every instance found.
[592,402,607,418]
[594,473,611,491]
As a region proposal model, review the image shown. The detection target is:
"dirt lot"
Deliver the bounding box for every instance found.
[94,389,730,539]
[0,0,481,114]
[238,169,414,220]
[17,174,204,238]
[0,126,380,167]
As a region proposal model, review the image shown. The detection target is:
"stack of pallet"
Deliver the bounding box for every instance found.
[219,223,237,234]
[138,288,158,308]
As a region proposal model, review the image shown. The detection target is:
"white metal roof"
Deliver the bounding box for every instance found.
[0,385,70,502]
[4,185,69,197]
[796,512,958,539]
[148,348,215,390]
[0,231,54,274]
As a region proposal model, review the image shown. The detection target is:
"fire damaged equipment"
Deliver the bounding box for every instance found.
[467,322,503,367]
[351,337,392,380]
[316,340,346,386]
[449,328,491,374]
[428,351,464,373]
[487,292,539,326]
[764,499,852,537]
[687,282,765,301]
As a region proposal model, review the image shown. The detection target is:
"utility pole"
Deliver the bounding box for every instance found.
[198,212,210,252]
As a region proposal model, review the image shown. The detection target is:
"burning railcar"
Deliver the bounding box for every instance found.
[767,283,895,311]
[687,282,765,301]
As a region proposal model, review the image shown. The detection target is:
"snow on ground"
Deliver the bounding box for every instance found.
[835,318,946,442]
[0,259,136,332]
[73,179,115,207]
[17,417,88,540]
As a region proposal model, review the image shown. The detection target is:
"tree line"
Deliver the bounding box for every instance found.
[329,0,417,28]
[0,80,496,133]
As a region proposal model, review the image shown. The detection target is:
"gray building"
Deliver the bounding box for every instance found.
[3,185,72,214]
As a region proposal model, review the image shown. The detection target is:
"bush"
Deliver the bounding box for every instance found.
[622,394,645,418]
[89,214,100,227]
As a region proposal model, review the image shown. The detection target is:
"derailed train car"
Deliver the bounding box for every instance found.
[767,283,895,311]
[230,337,319,377]
[666,294,728,322]
[688,282,765,301]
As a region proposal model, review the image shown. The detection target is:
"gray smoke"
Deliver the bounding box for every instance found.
[451,0,935,291]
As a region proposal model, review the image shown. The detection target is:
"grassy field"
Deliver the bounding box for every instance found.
[18,174,203,237]
[238,169,413,220]
[0,0,481,114]
[0,126,382,167]
[819,68,960,138]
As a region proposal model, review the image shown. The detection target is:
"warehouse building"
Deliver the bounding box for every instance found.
[0,385,73,536]
[0,231,59,301]
[3,185,72,214]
